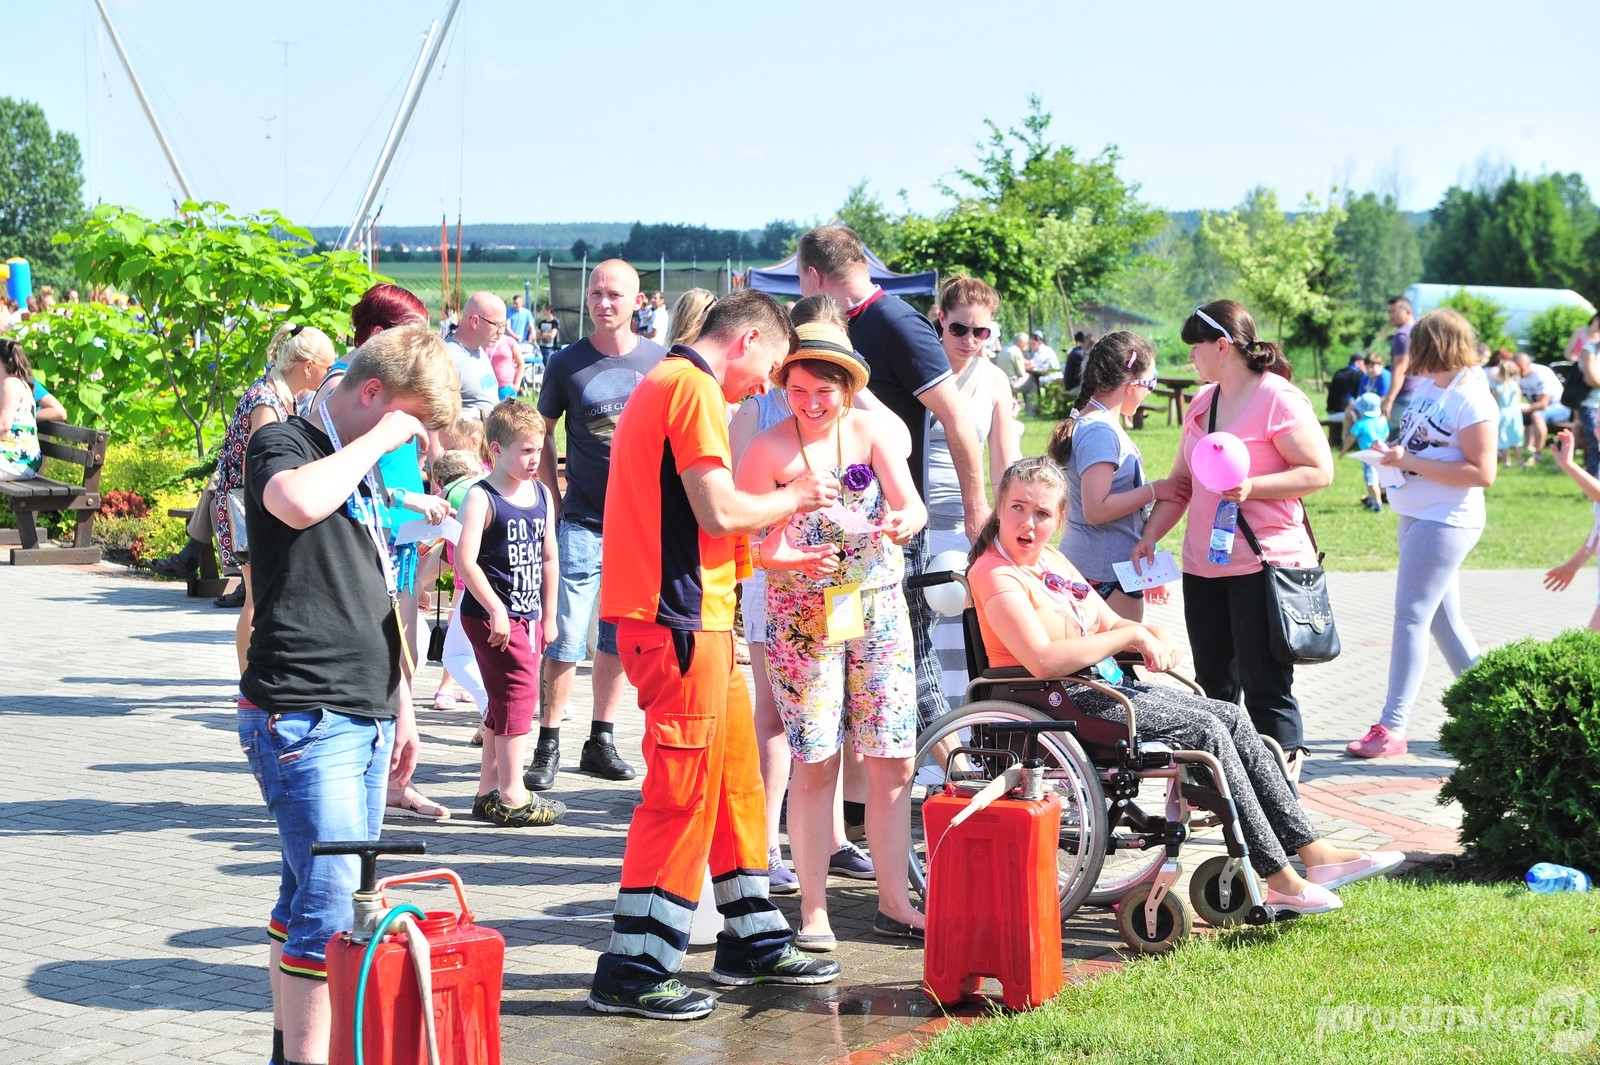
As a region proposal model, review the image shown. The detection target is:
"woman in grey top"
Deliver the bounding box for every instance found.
[1047,332,1183,622]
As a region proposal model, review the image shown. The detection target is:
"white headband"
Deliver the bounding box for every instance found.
[1194,307,1233,343]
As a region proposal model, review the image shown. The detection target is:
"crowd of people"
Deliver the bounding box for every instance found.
[10,221,1600,1058]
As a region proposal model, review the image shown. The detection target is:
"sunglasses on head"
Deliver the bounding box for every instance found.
[941,321,992,341]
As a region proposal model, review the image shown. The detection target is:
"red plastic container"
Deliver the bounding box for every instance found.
[327,868,504,1065]
[921,788,1064,1010]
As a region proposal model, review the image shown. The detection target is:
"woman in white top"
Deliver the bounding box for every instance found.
[926,275,1021,701]
[1348,309,1498,758]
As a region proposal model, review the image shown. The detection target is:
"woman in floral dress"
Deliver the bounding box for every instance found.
[734,317,928,950]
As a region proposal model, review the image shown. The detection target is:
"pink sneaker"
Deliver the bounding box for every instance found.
[1306,851,1406,890]
[1265,882,1343,915]
[1346,724,1407,758]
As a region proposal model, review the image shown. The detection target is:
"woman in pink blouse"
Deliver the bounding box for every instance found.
[1134,301,1333,778]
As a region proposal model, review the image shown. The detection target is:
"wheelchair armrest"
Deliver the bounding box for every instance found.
[978,667,1140,754]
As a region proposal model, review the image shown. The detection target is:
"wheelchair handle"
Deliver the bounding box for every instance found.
[905,568,968,591]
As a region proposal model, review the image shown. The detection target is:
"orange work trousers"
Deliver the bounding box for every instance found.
[593,620,790,990]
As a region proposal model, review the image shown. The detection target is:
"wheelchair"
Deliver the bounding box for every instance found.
[907,571,1294,953]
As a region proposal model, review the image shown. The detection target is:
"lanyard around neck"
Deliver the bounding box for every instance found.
[318,401,399,603]
[993,541,1093,634]
[794,411,844,475]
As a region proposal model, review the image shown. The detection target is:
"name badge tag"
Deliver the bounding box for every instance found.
[824,582,864,644]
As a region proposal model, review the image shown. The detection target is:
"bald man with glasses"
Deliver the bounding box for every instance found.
[447,291,509,417]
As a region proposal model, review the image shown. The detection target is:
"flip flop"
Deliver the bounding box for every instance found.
[386,787,450,821]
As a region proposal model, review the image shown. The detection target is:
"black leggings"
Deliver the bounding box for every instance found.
[1182,570,1304,752]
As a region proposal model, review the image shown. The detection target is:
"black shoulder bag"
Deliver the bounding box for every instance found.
[1209,396,1341,665]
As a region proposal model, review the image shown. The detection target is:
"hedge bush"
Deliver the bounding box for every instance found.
[1438,630,1600,876]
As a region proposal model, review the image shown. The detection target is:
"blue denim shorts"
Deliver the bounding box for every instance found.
[546,519,618,662]
[238,706,393,978]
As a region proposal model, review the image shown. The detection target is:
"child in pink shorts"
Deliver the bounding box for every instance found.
[456,400,565,827]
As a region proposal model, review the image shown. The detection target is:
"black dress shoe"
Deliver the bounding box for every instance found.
[523,741,560,791]
[580,736,637,780]
[214,586,246,608]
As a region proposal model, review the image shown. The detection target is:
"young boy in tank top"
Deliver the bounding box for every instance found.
[456,399,566,827]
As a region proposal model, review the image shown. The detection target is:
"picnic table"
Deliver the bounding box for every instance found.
[1151,376,1201,425]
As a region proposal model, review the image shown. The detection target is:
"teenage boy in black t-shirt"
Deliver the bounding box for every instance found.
[238,324,460,1065]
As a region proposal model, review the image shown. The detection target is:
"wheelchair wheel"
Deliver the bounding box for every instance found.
[1113,882,1192,954]
[910,701,1106,917]
[1188,854,1257,928]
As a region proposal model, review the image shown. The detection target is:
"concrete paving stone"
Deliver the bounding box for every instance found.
[8,562,1581,1064]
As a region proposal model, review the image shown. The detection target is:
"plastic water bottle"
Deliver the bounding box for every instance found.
[1526,862,1592,893]
[1207,500,1238,565]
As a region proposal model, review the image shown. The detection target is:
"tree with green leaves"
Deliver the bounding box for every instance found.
[1201,187,1347,383]
[1527,304,1593,363]
[25,202,381,456]
[0,98,87,289]
[894,96,1159,324]
[835,180,904,262]
[1423,171,1597,292]
[1335,191,1422,333]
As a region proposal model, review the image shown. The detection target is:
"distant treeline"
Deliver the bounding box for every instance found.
[307,222,633,256]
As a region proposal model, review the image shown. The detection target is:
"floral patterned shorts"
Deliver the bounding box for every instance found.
[764,582,917,763]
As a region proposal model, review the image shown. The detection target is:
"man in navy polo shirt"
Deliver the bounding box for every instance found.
[796,225,988,732]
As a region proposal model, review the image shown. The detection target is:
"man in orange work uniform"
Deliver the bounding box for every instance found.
[588,290,844,1020]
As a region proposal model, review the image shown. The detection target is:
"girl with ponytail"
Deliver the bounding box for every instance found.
[1045,331,1182,622]
[1133,301,1333,779]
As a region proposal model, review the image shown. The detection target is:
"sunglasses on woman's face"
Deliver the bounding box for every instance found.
[944,321,992,340]
[1129,375,1159,390]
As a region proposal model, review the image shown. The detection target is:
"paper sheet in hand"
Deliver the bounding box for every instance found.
[1347,450,1407,489]
[393,515,463,546]
[1112,550,1179,593]
[820,502,882,536]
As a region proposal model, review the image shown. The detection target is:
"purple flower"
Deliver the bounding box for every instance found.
[842,463,875,492]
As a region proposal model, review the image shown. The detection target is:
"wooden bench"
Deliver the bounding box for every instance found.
[0,421,110,565]
[166,506,231,598]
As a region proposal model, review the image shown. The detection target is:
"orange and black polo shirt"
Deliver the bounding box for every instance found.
[600,348,738,633]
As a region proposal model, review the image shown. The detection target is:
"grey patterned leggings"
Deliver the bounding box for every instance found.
[1068,679,1319,877]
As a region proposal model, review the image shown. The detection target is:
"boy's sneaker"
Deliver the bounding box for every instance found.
[768,847,798,895]
[828,842,874,879]
[587,979,716,1021]
[1346,724,1407,759]
[1362,497,1382,512]
[524,741,560,792]
[580,735,637,781]
[710,944,842,987]
[470,790,500,823]
[488,793,567,827]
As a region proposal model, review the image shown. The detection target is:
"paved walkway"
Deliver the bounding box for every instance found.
[0,561,1590,1064]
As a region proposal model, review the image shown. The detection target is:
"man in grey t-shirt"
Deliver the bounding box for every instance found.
[531,259,666,792]
[446,291,507,417]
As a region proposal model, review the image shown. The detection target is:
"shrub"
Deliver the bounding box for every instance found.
[1526,304,1593,362]
[1436,288,1513,351]
[1438,630,1600,876]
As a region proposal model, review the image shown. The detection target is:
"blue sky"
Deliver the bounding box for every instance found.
[4,0,1596,233]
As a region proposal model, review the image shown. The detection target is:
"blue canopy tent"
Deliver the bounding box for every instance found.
[746,246,938,298]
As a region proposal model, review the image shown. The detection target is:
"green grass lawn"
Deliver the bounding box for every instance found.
[909,876,1600,1065]
[1015,413,1593,572]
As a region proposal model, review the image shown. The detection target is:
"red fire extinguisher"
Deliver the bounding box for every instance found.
[314,841,505,1065]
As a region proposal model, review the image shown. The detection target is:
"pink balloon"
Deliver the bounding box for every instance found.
[1192,432,1250,492]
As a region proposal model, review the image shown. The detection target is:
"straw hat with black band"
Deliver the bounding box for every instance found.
[776,322,871,393]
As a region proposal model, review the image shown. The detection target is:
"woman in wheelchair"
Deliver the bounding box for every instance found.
[967,457,1402,914]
